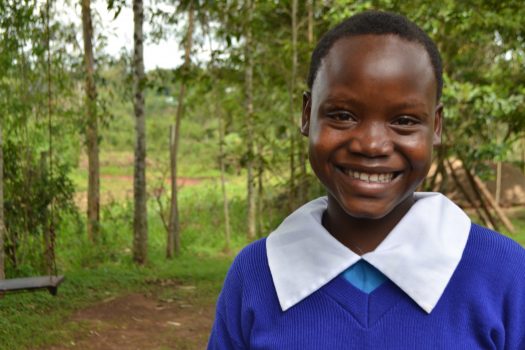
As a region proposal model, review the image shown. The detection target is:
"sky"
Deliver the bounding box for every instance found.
[58,0,212,71]
[93,1,182,71]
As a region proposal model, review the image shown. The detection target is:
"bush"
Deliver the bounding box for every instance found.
[3,138,77,277]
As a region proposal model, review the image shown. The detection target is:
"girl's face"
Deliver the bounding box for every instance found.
[302,34,442,220]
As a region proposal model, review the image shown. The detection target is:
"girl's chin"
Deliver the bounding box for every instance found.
[330,194,413,222]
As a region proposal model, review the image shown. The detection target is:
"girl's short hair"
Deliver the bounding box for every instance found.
[307,10,443,100]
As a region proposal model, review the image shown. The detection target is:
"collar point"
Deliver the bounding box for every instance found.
[280,300,295,312]
[420,303,434,314]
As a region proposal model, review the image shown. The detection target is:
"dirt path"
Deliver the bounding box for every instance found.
[46,282,216,350]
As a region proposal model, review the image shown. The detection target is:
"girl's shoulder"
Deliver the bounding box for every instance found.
[462,223,525,283]
[227,238,270,285]
[468,223,525,259]
[233,237,268,266]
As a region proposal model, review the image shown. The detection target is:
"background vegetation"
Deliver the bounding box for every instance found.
[0,0,524,348]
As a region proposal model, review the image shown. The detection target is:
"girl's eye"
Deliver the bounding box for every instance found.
[326,111,356,122]
[393,116,419,126]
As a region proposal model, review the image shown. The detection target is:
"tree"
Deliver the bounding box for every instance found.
[206,34,232,253]
[168,0,194,258]
[44,0,54,275]
[324,0,525,170]
[217,91,232,253]
[0,124,4,280]
[244,0,256,240]
[0,0,8,280]
[288,0,299,208]
[81,0,100,243]
[132,0,147,264]
[0,0,79,277]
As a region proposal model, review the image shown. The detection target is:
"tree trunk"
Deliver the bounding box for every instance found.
[522,138,525,175]
[297,0,314,202]
[307,0,314,44]
[132,0,147,264]
[472,173,515,233]
[288,0,300,208]
[217,95,231,253]
[167,1,194,258]
[462,161,499,231]
[44,0,55,276]
[81,0,100,243]
[168,124,178,258]
[245,0,256,240]
[445,158,493,230]
[257,144,264,236]
[0,124,4,280]
[495,161,502,204]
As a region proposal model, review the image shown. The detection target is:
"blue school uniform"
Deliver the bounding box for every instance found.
[208,193,525,349]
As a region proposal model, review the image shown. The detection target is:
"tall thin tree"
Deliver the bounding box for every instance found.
[168,0,194,258]
[0,124,4,280]
[44,0,55,275]
[288,0,299,207]
[132,0,147,264]
[245,0,256,240]
[204,10,231,253]
[307,0,314,44]
[217,96,231,253]
[81,0,100,242]
[292,0,314,204]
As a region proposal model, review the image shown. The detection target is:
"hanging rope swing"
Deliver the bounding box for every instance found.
[0,0,64,296]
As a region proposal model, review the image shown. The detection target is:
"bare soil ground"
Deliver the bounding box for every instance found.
[45,281,215,350]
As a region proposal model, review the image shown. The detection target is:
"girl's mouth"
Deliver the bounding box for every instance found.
[338,168,401,184]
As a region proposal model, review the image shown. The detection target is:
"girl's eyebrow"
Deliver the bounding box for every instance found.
[322,96,428,110]
[321,95,362,107]
[389,100,428,109]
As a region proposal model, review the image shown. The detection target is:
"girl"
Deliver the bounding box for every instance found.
[208,11,525,349]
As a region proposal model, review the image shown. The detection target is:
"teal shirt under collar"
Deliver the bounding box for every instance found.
[341,259,388,293]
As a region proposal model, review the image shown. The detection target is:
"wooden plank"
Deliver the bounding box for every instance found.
[445,159,494,230]
[472,175,516,234]
[462,162,500,231]
[0,275,64,294]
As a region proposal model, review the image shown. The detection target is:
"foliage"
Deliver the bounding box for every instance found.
[0,1,524,340]
[0,179,251,349]
[0,0,83,276]
[323,0,525,168]
[0,2,523,347]
[0,0,523,245]
[3,138,77,276]
[142,0,525,205]
[1,178,525,349]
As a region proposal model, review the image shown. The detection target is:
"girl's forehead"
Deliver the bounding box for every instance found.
[313,35,436,101]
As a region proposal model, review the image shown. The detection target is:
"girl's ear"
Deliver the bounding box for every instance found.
[433,104,443,146]
[301,92,312,137]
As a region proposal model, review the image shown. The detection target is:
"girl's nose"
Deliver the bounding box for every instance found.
[347,122,393,157]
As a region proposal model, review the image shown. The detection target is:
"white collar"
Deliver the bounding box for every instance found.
[266,192,471,314]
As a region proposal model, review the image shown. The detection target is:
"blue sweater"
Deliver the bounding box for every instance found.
[208,224,525,349]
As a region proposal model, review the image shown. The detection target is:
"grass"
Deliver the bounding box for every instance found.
[4,67,525,348]
[3,199,523,350]
[0,175,253,349]
[504,208,525,246]
[468,206,525,246]
[0,254,232,350]
[2,150,525,349]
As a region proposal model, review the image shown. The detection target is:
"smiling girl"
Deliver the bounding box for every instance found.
[208,11,525,350]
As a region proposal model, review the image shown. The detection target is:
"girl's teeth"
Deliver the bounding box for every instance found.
[345,170,395,183]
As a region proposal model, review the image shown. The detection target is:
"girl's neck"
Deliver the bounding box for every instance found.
[323,195,415,255]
